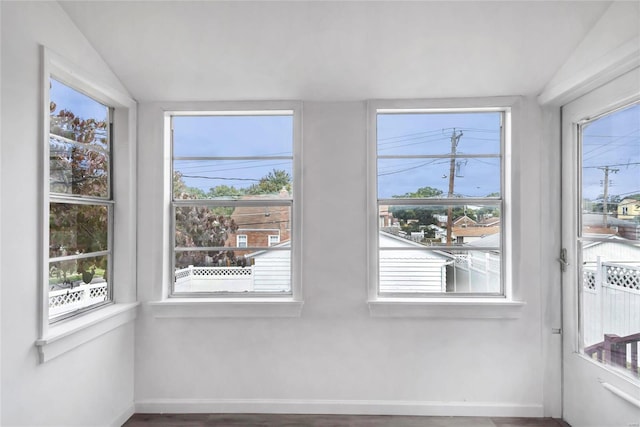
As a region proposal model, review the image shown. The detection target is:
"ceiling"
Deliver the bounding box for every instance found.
[59,1,611,102]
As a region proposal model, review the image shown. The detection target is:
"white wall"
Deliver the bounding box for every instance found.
[0,2,135,426]
[135,98,549,416]
[539,1,640,106]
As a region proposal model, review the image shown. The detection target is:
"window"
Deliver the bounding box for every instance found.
[576,102,639,381]
[236,235,248,248]
[47,79,113,321]
[269,235,280,246]
[38,48,137,362]
[370,104,508,298]
[170,110,296,296]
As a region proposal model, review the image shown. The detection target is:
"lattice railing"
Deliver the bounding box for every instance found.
[192,267,252,277]
[583,270,597,290]
[50,289,84,308]
[49,282,108,317]
[175,268,191,280]
[89,285,108,299]
[604,264,640,291]
[583,262,640,292]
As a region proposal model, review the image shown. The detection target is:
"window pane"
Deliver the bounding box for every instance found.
[173,160,292,199]
[580,102,640,380]
[171,112,295,296]
[173,115,292,157]
[581,103,640,237]
[49,79,110,198]
[174,250,291,293]
[50,203,108,257]
[378,157,500,199]
[48,255,109,319]
[377,112,501,156]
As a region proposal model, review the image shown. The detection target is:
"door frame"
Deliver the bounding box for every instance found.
[560,67,640,427]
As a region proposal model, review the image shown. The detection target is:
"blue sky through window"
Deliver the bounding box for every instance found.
[377,112,502,199]
[582,103,640,202]
[172,115,293,194]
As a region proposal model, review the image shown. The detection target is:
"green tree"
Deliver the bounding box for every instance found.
[207,184,245,199]
[173,173,238,268]
[393,186,443,199]
[247,169,292,195]
[49,101,110,283]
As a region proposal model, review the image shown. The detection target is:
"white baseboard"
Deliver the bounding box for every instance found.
[110,403,135,427]
[135,398,543,417]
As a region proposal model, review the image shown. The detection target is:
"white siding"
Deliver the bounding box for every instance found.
[253,252,291,293]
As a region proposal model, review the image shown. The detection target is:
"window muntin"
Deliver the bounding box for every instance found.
[48,79,113,321]
[171,112,294,295]
[375,110,504,296]
[578,102,640,381]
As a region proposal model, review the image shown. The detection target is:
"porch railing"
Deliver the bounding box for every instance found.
[49,282,108,317]
[585,333,640,379]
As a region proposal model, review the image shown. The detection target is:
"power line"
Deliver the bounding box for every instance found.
[583,162,640,169]
[181,175,260,182]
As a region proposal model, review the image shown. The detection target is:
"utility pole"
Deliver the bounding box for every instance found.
[446,129,464,245]
[598,166,618,228]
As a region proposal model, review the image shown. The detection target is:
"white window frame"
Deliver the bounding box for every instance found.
[236,234,248,248]
[268,235,280,247]
[366,98,524,318]
[150,101,303,318]
[36,47,138,363]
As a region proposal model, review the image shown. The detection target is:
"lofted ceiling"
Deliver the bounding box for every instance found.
[59,1,611,102]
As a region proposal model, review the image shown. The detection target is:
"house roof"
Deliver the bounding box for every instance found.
[452,226,500,237]
[453,215,477,226]
[477,217,501,227]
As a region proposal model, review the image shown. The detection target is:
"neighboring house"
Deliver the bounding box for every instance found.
[582,237,640,264]
[583,213,640,240]
[378,205,395,228]
[226,191,291,254]
[617,197,640,220]
[453,215,477,227]
[451,225,500,244]
[477,216,501,227]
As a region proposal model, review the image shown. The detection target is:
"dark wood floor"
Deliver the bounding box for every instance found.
[123,414,571,427]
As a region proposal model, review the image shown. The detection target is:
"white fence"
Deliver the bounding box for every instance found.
[175,265,254,292]
[450,251,500,293]
[49,282,108,317]
[174,259,291,293]
[583,260,640,347]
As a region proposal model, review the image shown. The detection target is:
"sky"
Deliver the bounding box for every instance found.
[173,115,293,193]
[581,103,640,202]
[50,79,638,204]
[377,112,501,199]
[50,79,108,125]
[171,111,503,199]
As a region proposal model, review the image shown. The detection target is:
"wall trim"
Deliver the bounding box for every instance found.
[538,38,640,107]
[110,403,136,427]
[135,398,543,417]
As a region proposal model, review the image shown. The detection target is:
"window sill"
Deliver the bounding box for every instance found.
[148,298,304,318]
[35,302,139,363]
[368,298,525,318]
